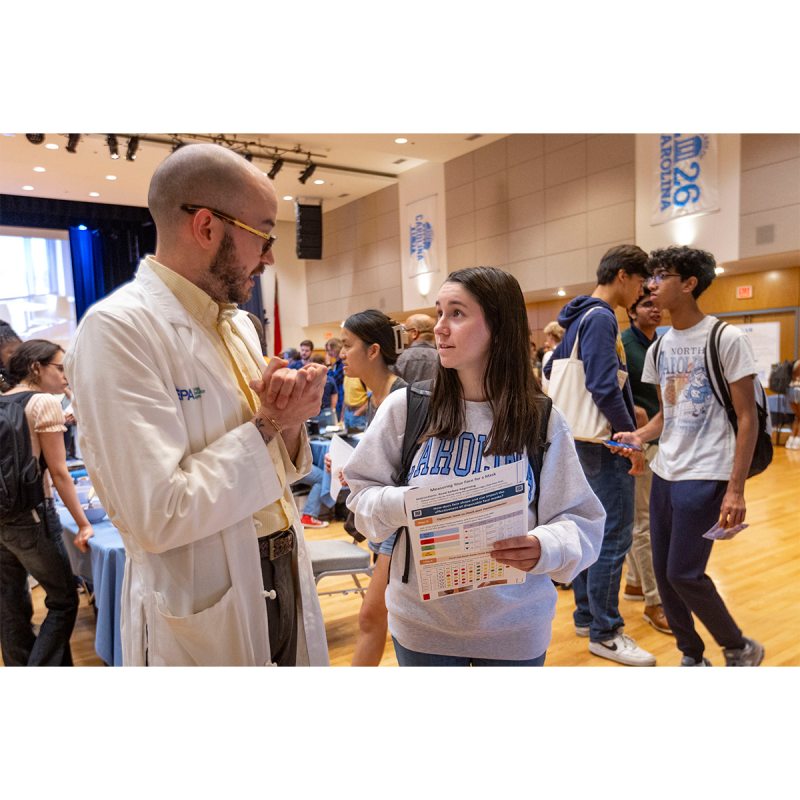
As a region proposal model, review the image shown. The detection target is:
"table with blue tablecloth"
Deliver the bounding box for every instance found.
[57,506,125,667]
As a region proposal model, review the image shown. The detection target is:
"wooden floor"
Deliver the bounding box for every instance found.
[11,441,800,667]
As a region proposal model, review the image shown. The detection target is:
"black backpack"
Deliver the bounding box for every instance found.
[768,360,794,395]
[0,391,46,522]
[389,380,553,584]
[652,320,772,479]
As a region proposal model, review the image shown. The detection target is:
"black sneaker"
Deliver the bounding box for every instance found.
[680,656,712,666]
[723,637,764,666]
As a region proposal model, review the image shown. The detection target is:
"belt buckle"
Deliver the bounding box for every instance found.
[268,529,295,561]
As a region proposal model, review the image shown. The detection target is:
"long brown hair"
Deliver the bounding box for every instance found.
[425,267,544,456]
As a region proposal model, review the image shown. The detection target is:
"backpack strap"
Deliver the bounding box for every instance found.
[705,320,738,431]
[528,395,553,520]
[390,380,433,584]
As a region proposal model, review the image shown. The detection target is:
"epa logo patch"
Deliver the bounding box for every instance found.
[176,387,206,401]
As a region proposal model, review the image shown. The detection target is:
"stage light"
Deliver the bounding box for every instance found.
[66,134,81,153]
[268,158,284,180]
[26,134,45,145]
[106,135,120,159]
[126,136,139,161]
[298,161,316,184]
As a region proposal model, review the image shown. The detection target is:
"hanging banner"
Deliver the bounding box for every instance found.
[651,134,720,226]
[405,194,439,278]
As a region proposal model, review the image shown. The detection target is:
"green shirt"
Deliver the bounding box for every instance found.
[621,326,660,422]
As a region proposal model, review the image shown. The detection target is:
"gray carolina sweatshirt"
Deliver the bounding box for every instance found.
[345,390,605,661]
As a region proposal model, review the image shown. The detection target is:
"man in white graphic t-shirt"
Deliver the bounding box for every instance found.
[614,245,764,667]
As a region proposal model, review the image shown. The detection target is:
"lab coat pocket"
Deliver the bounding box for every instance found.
[150,586,250,666]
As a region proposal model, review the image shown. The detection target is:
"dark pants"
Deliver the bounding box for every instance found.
[573,442,635,642]
[0,501,79,666]
[259,533,298,666]
[649,475,746,661]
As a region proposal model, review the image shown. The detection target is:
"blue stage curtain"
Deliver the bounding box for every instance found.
[68,226,106,322]
[240,273,265,327]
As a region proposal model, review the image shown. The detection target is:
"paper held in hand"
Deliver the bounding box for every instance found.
[403,460,529,601]
[329,434,355,500]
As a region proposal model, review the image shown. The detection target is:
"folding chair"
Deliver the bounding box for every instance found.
[305,539,373,598]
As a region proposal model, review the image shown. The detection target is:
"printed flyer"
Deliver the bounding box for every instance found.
[404,460,529,601]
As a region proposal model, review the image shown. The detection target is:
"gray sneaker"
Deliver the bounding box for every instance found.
[588,633,656,666]
[680,656,712,666]
[723,637,764,666]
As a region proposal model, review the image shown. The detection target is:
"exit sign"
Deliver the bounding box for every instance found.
[736,285,753,299]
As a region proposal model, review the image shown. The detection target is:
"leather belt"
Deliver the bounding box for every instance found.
[258,528,295,561]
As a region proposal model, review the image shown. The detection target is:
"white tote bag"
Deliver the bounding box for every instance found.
[547,307,612,442]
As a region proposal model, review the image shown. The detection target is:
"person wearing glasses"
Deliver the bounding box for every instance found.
[64,143,330,666]
[1,339,93,666]
[544,244,656,667]
[614,246,763,666]
[619,285,671,636]
[394,314,439,384]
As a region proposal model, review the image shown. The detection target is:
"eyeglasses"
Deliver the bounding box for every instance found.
[650,270,682,284]
[180,204,277,255]
[45,362,65,373]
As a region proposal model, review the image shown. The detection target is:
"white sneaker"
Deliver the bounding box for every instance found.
[588,632,656,666]
[787,436,800,450]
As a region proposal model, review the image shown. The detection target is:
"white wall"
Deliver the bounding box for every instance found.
[635,134,741,263]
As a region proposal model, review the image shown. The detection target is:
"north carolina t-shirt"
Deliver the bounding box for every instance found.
[642,315,757,482]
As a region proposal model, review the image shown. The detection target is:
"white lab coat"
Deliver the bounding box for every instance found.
[64,260,329,666]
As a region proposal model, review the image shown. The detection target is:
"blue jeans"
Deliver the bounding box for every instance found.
[343,408,366,432]
[296,464,325,518]
[0,501,79,666]
[393,637,546,667]
[650,476,745,661]
[572,441,634,642]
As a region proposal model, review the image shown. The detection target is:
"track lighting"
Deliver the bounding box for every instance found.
[66,134,81,153]
[298,161,316,184]
[26,134,45,145]
[242,150,253,162]
[268,158,284,180]
[126,136,139,161]
[106,134,120,159]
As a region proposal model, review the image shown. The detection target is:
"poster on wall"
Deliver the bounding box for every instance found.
[651,134,720,226]
[734,321,780,388]
[405,194,439,278]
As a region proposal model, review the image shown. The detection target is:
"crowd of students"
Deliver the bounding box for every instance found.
[0,142,778,667]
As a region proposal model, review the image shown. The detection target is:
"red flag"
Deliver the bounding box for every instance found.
[273,274,282,357]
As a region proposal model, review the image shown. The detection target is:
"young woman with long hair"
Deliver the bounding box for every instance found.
[338,309,407,666]
[344,267,605,666]
[0,339,94,666]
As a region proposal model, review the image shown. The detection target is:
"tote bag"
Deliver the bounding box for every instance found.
[547,307,612,442]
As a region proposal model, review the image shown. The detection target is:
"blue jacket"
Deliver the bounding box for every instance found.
[543,296,636,434]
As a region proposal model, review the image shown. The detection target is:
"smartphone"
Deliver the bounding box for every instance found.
[602,439,642,451]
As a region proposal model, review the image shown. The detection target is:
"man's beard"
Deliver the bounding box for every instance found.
[207,232,255,304]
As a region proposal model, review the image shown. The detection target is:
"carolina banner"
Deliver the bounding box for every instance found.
[651,134,720,226]
[405,194,439,278]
